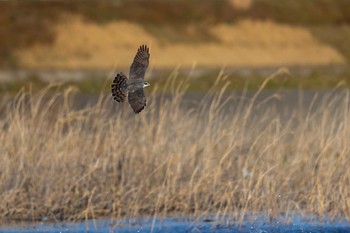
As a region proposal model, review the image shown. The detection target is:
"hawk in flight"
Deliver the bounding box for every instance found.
[111,45,150,114]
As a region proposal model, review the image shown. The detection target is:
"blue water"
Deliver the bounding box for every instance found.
[1,216,350,233]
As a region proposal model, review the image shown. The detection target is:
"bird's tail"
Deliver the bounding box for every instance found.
[111,72,128,102]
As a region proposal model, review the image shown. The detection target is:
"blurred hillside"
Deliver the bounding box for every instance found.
[1,0,350,70]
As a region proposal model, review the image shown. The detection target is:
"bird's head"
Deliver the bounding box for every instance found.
[143,81,150,88]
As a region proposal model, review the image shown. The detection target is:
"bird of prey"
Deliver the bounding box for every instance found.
[111,45,150,114]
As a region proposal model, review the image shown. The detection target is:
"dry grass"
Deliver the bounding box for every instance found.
[0,75,349,224]
[15,15,344,69]
[2,0,350,69]
[229,0,253,10]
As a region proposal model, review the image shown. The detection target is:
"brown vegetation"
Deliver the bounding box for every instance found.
[0,76,349,223]
[1,0,350,69]
[15,16,344,69]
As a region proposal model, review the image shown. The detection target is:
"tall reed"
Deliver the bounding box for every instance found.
[0,76,349,224]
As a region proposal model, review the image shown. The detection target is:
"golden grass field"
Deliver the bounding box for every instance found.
[0,74,349,224]
[15,15,344,69]
[2,0,350,70]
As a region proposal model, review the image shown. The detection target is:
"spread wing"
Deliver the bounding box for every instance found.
[129,45,150,82]
[128,89,146,114]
